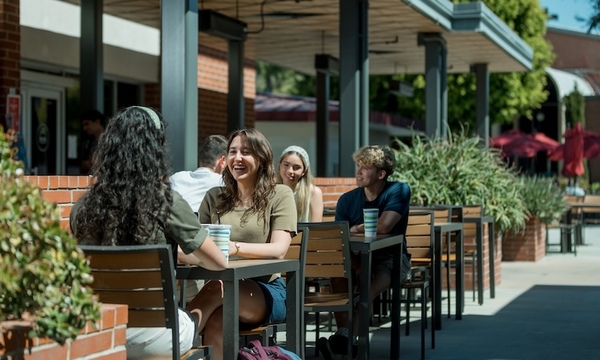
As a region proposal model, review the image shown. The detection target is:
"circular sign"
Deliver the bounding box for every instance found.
[36,123,50,152]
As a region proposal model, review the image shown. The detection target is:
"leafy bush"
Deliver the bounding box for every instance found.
[518,176,569,224]
[390,132,528,232]
[0,129,100,345]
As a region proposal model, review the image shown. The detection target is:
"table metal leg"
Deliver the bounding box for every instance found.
[390,244,402,360]
[455,229,464,319]
[286,270,301,358]
[476,221,484,305]
[222,280,239,360]
[357,251,372,360]
[488,224,495,299]
[433,229,442,330]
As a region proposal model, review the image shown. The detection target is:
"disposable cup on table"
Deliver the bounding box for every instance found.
[207,224,232,263]
[363,208,379,237]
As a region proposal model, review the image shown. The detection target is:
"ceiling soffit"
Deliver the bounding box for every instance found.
[60,0,532,75]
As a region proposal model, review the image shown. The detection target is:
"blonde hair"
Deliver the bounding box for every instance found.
[352,145,396,180]
[277,146,313,221]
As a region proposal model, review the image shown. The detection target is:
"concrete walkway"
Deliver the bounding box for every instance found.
[303,225,600,360]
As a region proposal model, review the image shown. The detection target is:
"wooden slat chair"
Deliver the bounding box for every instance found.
[298,221,356,358]
[79,244,211,360]
[240,227,309,353]
[580,194,600,242]
[404,210,436,360]
[545,195,582,255]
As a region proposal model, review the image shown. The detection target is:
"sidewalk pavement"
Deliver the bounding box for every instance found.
[303,225,600,360]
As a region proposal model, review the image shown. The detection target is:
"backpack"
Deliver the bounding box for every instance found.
[238,340,301,360]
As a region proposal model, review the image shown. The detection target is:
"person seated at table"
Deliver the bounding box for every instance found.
[317,145,412,358]
[69,106,228,359]
[189,128,297,360]
[170,134,228,212]
[277,145,323,222]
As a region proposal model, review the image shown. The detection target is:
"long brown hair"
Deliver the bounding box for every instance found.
[217,128,276,225]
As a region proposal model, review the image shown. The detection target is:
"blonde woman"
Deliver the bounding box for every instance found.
[277,145,323,222]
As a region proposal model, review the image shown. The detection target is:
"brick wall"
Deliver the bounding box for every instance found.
[503,217,546,261]
[314,177,357,208]
[0,0,20,129]
[0,304,127,360]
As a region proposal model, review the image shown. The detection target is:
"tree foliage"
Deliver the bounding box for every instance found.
[564,86,586,125]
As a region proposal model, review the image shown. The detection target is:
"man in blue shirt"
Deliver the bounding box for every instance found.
[318,145,412,358]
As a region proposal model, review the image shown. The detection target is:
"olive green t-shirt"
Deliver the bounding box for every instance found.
[198,184,297,282]
[70,190,208,254]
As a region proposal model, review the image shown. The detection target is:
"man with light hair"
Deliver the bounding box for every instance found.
[318,145,412,358]
[170,134,228,213]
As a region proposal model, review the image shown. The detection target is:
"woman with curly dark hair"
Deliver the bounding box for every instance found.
[190,128,297,360]
[70,106,227,359]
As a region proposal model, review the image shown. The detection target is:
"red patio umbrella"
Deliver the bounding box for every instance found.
[561,123,585,178]
[490,130,560,158]
[549,129,600,160]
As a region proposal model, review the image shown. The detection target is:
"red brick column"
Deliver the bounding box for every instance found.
[0,0,20,129]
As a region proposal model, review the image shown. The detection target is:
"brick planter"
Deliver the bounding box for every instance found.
[503,217,546,261]
[0,304,127,360]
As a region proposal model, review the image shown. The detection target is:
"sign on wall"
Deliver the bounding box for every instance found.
[6,94,21,132]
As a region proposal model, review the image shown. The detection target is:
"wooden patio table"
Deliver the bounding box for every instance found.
[176,259,301,360]
[350,233,404,360]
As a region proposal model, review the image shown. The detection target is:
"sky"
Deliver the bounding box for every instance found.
[540,0,599,34]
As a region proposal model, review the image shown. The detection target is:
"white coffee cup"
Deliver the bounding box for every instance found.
[363,208,379,237]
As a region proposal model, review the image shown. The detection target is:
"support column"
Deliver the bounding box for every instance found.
[339,0,368,176]
[418,33,447,139]
[228,40,245,132]
[161,0,198,171]
[471,63,489,146]
[80,0,103,114]
[315,54,339,177]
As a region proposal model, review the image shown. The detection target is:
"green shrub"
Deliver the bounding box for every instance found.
[0,129,100,345]
[390,132,528,233]
[518,176,569,224]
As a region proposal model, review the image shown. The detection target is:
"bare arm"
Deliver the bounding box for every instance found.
[309,185,324,222]
[178,236,227,270]
[228,229,293,259]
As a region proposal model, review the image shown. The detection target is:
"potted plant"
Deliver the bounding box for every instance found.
[0,129,100,353]
[390,132,528,233]
[503,175,569,261]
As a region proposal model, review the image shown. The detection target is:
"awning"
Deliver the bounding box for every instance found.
[546,67,595,99]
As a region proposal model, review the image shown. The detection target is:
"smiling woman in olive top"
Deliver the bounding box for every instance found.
[190,128,297,360]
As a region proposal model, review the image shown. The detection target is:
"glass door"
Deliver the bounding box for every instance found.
[21,87,65,175]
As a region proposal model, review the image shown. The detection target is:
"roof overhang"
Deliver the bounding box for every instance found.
[59,0,533,75]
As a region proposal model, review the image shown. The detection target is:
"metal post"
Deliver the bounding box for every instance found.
[80,0,103,113]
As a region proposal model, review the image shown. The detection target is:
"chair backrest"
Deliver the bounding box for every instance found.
[298,221,352,287]
[79,245,182,358]
[581,194,600,213]
[462,204,483,219]
[282,227,309,283]
[406,210,434,263]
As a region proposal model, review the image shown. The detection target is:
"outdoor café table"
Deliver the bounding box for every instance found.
[350,233,404,360]
[433,222,464,329]
[176,259,301,360]
[565,202,600,248]
[462,215,495,305]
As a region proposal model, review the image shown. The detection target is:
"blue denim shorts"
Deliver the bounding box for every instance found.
[256,277,287,324]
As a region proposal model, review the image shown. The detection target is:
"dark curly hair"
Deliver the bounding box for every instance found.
[217,128,276,226]
[73,106,173,245]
